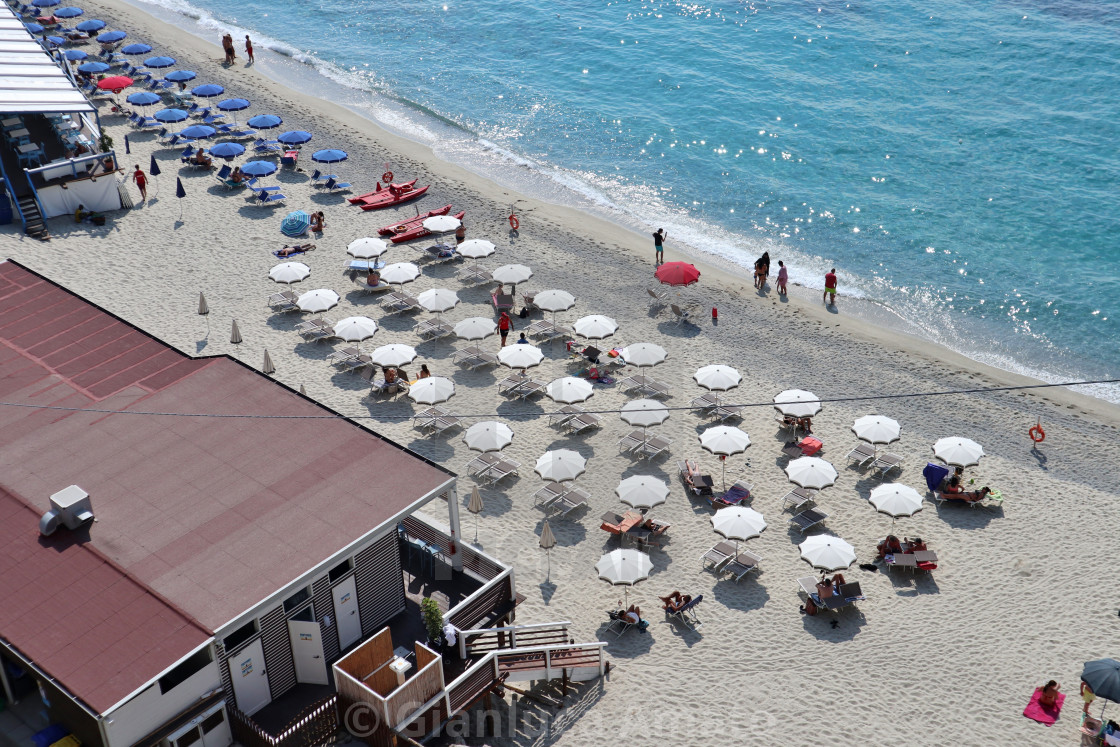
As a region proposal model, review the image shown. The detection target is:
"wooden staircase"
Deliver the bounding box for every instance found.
[17,195,47,239]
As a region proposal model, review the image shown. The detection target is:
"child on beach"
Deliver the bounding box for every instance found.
[777,260,788,295]
[244,35,254,64]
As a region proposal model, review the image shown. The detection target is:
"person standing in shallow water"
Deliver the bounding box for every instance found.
[823,267,838,307]
[776,260,788,296]
[244,35,254,64]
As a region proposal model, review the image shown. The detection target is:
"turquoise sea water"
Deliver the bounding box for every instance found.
[127,0,1120,400]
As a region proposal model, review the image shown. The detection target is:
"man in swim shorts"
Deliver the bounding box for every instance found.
[823,267,837,307]
[653,228,665,266]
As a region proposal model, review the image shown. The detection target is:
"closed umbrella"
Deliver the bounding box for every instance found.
[620,398,669,429]
[454,317,496,341]
[467,486,484,543]
[77,61,110,74]
[120,43,151,55]
[695,364,742,391]
[278,130,312,145]
[616,475,669,510]
[246,114,282,130]
[381,262,420,287]
[311,149,347,163]
[268,261,310,284]
[655,261,700,287]
[498,345,544,371]
[217,97,250,112]
[774,389,822,418]
[852,415,901,445]
[711,506,767,541]
[209,142,245,160]
[932,437,984,467]
[463,421,513,452]
[75,19,105,33]
[229,319,242,344]
[164,69,196,82]
[407,376,455,405]
[422,215,461,234]
[785,457,838,490]
[262,349,275,375]
[540,520,556,579]
[369,344,416,368]
[799,535,856,571]
[191,83,224,98]
[621,343,667,368]
[533,289,576,313]
[179,124,216,140]
[417,288,460,316]
[699,425,751,487]
[457,239,495,259]
[573,314,618,339]
[535,449,586,482]
[126,91,160,106]
[868,484,924,519]
[295,288,339,314]
[596,548,653,606]
[492,264,532,287]
[333,316,378,342]
[143,55,175,68]
[280,210,310,238]
[241,160,277,177]
[546,376,593,404]
[154,108,188,123]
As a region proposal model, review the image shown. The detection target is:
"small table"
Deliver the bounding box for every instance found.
[1,117,21,128]
[8,127,30,143]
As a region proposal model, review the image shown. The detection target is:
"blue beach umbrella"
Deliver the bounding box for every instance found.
[191,83,224,98]
[33,0,61,8]
[126,91,160,106]
[77,61,110,73]
[164,69,196,82]
[97,30,126,43]
[144,55,175,68]
[278,130,312,146]
[75,19,104,32]
[241,160,277,177]
[154,108,188,123]
[246,114,282,130]
[121,43,152,55]
[216,98,250,112]
[280,211,310,238]
[311,149,347,164]
[63,49,87,60]
[179,124,216,139]
[45,36,65,47]
[209,142,245,160]
[54,6,83,17]
[24,23,44,34]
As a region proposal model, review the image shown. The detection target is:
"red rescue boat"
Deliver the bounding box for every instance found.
[348,179,430,211]
[378,205,452,237]
[390,210,465,244]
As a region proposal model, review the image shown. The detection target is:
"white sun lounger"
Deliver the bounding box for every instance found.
[789,508,829,533]
[700,541,738,571]
[870,452,903,477]
[721,550,762,582]
[847,442,877,466]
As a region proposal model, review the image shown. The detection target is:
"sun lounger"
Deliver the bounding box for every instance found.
[326,346,363,367]
[548,486,589,517]
[452,345,498,369]
[606,609,647,637]
[700,540,738,571]
[353,277,392,294]
[884,550,938,573]
[415,318,453,340]
[422,243,460,263]
[266,290,299,311]
[870,452,903,477]
[678,459,715,498]
[412,406,443,432]
[548,405,580,429]
[527,319,568,340]
[497,374,528,396]
[782,486,818,511]
[847,442,877,466]
[788,507,829,533]
[691,392,722,412]
[457,264,491,285]
[721,551,762,582]
[380,292,421,314]
[619,374,671,398]
[635,434,672,460]
[715,481,752,506]
[565,410,602,434]
[521,292,538,312]
[324,177,351,192]
[499,378,544,399]
[618,430,646,454]
[647,287,669,312]
[670,303,693,326]
[665,594,703,629]
[533,482,566,507]
[295,318,333,342]
[486,457,520,484]
[255,190,286,206]
[491,293,515,312]
[797,578,864,612]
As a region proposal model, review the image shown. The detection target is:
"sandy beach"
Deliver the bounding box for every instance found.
[5,1,1120,743]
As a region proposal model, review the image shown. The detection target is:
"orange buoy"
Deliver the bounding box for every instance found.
[1029,421,1045,444]
[509,214,519,230]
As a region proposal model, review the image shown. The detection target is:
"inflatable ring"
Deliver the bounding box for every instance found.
[509,215,519,230]
[1029,424,1045,443]
[393,224,407,233]
[382,170,393,184]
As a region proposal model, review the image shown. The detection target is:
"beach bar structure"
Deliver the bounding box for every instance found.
[0,4,116,238]
[0,260,506,747]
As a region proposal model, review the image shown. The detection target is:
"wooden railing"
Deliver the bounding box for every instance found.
[445,571,513,631]
[458,621,572,658]
[228,695,338,747]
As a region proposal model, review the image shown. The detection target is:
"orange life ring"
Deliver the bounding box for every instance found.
[382,170,393,183]
[509,214,519,230]
[1029,424,1045,443]
[392,224,407,233]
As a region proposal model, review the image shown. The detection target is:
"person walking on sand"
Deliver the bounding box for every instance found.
[498,311,511,347]
[777,260,788,296]
[653,228,665,266]
[823,267,838,307]
[131,164,147,201]
[244,35,254,64]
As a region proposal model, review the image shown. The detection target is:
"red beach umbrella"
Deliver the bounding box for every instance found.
[97,75,134,93]
[655,261,700,287]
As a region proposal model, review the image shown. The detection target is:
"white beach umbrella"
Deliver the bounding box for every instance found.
[533,289,576,313]
[774,389,822,418]
[573,314,618,339]
[711,506,767,541]
[454,316,497,340]
[381,262,421,287]
[546,376,594,404]
[422,215,461,234]
[852,415,901,445]
[332,316,378,342]
[785,456,838,490]
[615,475,669,510]
[799,535,856,571]
[498,344,544,370]
[620,398,669,428]
[596,548,653,588]
[347,237,389,259]
[407,376,455,405]
[699,425,751,456]
[457,239,495,259]
[463,421,514,453]
[621,343,667,368]
[534,449,586,482]
[417,288,460,315]
[868,483,925,518]
[296,288,339,314]
[268,261,310,284]
[933,437,985,467]
[694,364,742,391]
[369,343,417,368]
[492,263,533,286]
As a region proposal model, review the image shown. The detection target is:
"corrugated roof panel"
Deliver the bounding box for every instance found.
[0,5,93,115]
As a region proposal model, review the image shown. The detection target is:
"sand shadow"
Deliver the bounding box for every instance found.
[711,577,770,612]
[539,580,557,604]
[800,608,866,641]
[1030,446,1048,470]
[536,516,586,547]
[658,613,704,647]
[934,502,1000,529]
[596,622,653,656]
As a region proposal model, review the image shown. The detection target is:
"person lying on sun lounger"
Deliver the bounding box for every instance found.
[276,243,316,257]
[659,591,692,612]
[797,416,813,433]
[619,605,641,624]
[367,270,381,287]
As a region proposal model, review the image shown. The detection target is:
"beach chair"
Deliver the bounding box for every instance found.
[309,169,334,185]
[491,293,514,312]
[715,481,752,506]
[870,452,903,477]
[721,551,762,582]
[486,458,520,485]
[353,276,391,294]
[700,540,738,571]
[678,459,715,499]
[636,434,672,461]
[200,114,227,126]
[521,291,538,313]
[782,486,818,512]
[380,293,421,315]
[691,392,722,412]
[549,486,589,517]
[412,406,443,432]
[606,609,645,637]
[565,410,602,434]
[670,304,692,326]
[422,243,460,263]
[513,379,545,400]
[618,430,646,454]
[253,138,283,153]
[846,442,877,467]
[647,287,669,312]
[788,508,829,534]
[255,190,286,206]
[245,178,280,194]
[295,318,333,342]
[324,177,352,193]
[665,594,703,629]
[548,405,580,430]
[797,577,864,614]
[458,264,492,285]
[713,404,744,422]
[214,164,232,182]
[533,482,565,508]
[266,289,298,311]
[414,318,453,340]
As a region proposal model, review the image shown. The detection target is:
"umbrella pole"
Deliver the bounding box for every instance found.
[473,513,479,543]
[546,548,551,581]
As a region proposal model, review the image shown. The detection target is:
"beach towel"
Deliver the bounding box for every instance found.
[923,462,949,493]
[1023,688,1065,726]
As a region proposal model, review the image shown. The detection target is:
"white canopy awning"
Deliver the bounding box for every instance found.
[0,6,94,114]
